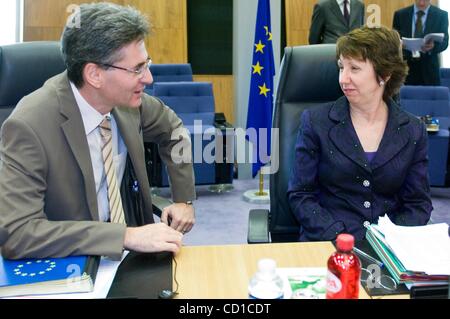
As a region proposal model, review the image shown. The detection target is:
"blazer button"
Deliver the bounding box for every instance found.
[363,180,370,187]
[364,201,371,209]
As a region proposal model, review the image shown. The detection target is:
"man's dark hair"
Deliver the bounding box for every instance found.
[61,2,149,87]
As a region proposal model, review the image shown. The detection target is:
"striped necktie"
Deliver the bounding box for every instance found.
[99,116,126,224]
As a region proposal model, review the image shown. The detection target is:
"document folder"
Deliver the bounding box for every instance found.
[365,217,450,287]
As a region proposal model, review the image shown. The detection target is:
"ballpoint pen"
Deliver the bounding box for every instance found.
[353,247,384,269]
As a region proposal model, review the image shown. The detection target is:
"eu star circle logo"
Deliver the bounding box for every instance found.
[14,260,57,277]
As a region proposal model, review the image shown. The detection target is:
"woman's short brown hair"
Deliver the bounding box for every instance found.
[336,26,408,101]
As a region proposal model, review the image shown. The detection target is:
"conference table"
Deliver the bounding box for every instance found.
[171,242,408,299]
[108,241,409,299]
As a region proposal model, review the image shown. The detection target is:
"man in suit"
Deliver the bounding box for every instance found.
[309,0,365,44]
[393,0,449,85]
[0,3,196,260]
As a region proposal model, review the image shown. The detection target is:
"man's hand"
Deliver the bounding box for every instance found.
[161,202,195,234]
[124,223,183,253]
[421,40,434,52]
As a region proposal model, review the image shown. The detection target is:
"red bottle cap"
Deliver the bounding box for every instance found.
[336,234,354,251]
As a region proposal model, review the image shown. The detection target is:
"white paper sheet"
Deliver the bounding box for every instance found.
[377,216,450,275]
[402,33,445,52]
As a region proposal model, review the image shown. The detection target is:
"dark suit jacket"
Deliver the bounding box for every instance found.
[309,0,365,44]
[393,5,449,85]
[287,97,432,241]
[0,72,195,259]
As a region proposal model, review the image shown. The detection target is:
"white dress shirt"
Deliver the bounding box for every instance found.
[70,82,128,222]
[336,0,351,16]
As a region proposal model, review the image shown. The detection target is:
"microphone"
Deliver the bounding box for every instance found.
[158,289,176,299]
[158,254,179,299]
[0,227,9,246]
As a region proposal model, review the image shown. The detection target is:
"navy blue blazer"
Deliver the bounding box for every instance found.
[287,97,433,241]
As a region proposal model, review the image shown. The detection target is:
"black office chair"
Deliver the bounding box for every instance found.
[147,82,234,188]
[248,44,342,243]
[0,41,66,127]
[144,63,193,95]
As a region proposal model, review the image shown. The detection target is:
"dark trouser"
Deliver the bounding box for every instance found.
[405,57,441,86]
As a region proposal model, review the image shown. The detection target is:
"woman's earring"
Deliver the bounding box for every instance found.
[379,80,385,86]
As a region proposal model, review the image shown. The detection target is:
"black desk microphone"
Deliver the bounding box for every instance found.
[158,289,176,299]
[0,227,9,246]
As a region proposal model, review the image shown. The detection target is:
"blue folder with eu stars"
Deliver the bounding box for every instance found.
[0,255,99,298]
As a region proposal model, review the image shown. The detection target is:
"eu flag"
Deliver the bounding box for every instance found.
[246,0,275,178]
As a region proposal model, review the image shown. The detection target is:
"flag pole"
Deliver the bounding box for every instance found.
[256,169,268,196]
[242,0,272,205]
[243,167,270,204]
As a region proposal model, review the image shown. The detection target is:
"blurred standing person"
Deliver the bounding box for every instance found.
[309,0,365,44]
[393,0,449,85]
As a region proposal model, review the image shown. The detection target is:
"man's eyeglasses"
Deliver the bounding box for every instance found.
[98,57,152,79]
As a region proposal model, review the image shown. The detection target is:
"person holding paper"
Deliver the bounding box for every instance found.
[393,0,449,85]
[288,26,433,242]
[0,3,196,260]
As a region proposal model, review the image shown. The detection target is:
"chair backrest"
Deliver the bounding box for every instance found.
[399,85,450,130]
[145,63,193,95]
[439,68,450,91]
[0,41,66,126]
[270,44,342,242]
[152,82,215,126]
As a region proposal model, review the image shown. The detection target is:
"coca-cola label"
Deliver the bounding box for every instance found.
[326,271,342,293]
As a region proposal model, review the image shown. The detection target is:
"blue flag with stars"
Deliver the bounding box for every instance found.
[246,0,275,178]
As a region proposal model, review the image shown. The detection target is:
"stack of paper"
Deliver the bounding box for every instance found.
[365,216,450,285]
[402,33,445,52]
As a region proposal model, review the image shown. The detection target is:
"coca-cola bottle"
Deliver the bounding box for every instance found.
[326,234,361,299]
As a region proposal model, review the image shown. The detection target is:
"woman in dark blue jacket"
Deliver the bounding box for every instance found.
[288,26,433,241]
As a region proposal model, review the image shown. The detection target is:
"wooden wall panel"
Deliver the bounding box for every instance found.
[285,0,317,47]
[365,0,417,29]
[124,0,187,63]
[23,0,186,63]
[23,0,231,123]
[193,75,234,123]
[285,0,436,46]
[23,27,64,42]
[24,0,96,28]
